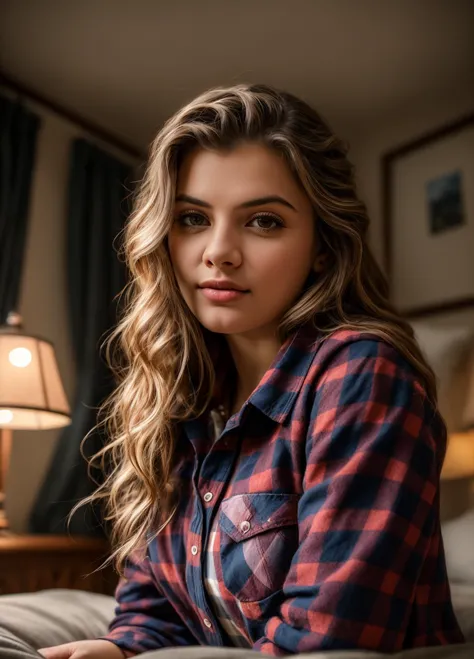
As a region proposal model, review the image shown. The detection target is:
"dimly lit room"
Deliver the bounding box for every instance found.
[1,1,473,657]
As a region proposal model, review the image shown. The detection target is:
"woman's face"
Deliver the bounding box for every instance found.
[168,141,318,339]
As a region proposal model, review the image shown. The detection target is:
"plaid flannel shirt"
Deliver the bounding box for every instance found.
[102,324,465,656]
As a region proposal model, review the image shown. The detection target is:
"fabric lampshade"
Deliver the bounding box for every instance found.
[442,431,474,480]
[0,327,71,430]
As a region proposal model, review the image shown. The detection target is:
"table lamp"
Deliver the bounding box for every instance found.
[0,311,71,530]
[441,347,474,482]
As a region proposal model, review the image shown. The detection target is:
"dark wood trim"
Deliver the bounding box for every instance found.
[382,111,474,315]
[0,69,145,160]
[383,112,474,163]
[382,153,393,281]
[402,296,474,321]
[0,535,108,552]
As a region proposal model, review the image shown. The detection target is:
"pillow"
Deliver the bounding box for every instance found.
[450,582,474,643]
[411,323,473,385]
[461,347,474,428]
[442,508,474,584]
[411,323,474,430]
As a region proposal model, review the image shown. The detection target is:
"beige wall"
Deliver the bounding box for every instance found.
[2,90,136,532]
[4,87,474,531]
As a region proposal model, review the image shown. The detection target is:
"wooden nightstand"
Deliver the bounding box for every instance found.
[0,534,118,595]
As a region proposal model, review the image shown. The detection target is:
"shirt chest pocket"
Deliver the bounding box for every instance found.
[218,492,300,602]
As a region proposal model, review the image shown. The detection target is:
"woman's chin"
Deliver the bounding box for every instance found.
[200,320,249,335]
[197,311,259,337]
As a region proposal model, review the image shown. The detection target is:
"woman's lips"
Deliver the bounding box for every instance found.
[199,287,249,302]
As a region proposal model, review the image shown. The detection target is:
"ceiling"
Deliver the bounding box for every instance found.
[1,0,473,150]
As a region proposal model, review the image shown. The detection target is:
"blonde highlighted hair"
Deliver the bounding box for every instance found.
[73,83,439,573]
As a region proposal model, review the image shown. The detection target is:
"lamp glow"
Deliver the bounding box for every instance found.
[9,347,32,368]
[0,410,13,425]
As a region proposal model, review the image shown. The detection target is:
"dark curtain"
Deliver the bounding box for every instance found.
[0,94,40,323]
[29,138,134,536]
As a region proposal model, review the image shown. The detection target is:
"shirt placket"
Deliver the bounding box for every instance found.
[185,412,242,644]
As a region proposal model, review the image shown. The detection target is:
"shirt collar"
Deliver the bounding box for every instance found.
[244,320,321,424]
[184,320,322,440]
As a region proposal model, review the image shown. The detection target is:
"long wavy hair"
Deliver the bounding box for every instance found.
[73,83,439,573]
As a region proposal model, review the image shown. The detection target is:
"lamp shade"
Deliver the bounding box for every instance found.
[0,327,71,430]
[441,431,474,480]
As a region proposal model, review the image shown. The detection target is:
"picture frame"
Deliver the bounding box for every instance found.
[382,112,474,320]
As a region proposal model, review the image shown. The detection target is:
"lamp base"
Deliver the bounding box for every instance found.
[0,487,8,529]
[0,502,9,533]
[0,427,12,532]
[0,508,12,538]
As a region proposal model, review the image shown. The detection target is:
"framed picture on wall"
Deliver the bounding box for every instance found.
[382,112,474,319]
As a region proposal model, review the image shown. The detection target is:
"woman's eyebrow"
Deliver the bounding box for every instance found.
[175,193,297,212]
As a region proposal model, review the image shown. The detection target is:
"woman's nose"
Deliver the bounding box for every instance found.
[202,227,242,268]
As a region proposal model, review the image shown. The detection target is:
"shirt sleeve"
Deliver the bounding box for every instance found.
[99,549,198,656]
[253,338,444,656]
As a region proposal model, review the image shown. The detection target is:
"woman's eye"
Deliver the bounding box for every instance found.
[178,212,208,227]
[249,214,283,232]
[176,211,283,232]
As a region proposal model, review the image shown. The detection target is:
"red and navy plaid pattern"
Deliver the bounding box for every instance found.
[102,324,465,656]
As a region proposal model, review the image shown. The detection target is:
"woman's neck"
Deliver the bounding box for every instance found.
[225,328,282,415]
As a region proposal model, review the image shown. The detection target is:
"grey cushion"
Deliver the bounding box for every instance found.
[443,511,474,584]
[450,582,474,644]
[0,589,116,650]
[0,630,43,659]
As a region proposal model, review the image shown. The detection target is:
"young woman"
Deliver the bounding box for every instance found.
[39,84,465,659]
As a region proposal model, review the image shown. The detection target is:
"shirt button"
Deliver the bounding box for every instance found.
[240,520,251,533]
[191,545,198,555]
[203,618,212,629]
[203,492,213,502]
